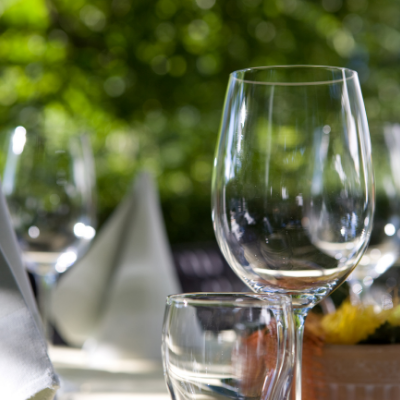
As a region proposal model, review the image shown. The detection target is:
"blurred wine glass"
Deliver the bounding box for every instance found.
[347,124,400,304]
[2,127,96,339]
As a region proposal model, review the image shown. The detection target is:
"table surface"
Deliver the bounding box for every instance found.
[49,346,170,400]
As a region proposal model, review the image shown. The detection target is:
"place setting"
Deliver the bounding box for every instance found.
[8,0,400,398]
[4,63,398,400]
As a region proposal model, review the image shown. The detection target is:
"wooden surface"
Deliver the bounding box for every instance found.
[302,344,400,400]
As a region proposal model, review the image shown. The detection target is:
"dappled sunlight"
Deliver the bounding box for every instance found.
[0,0,398,245]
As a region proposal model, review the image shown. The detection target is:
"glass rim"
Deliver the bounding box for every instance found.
[166,292,292,307]
[230,65,358,86]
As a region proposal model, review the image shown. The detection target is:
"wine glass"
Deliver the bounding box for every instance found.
[2,127,96,339]
[347,123,400,304]
[162,293,294,400]
[211,66,374,400]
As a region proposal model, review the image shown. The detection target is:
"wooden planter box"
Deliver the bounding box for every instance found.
[301,344,400,400]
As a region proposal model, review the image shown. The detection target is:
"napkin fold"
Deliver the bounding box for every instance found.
[52,171,180,360]
[0,183,59,400]
[0,181,42,330]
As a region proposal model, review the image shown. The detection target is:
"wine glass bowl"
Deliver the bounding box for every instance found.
[3,128,96,276]
[211,66,374,399]
[212,66,373,309]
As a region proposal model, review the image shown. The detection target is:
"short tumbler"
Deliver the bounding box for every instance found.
[162,293,294,400]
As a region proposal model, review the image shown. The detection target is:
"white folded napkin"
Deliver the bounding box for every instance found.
[0,183,59,400]
[52,171,181,360]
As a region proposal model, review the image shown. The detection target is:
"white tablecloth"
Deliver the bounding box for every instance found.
[49,347,169,400]
[61,396,169,400]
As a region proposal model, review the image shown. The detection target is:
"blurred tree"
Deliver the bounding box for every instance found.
[0,0,398,244]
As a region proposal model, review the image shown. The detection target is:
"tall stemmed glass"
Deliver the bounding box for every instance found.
[212,66,374,400]
[2,127,96,340]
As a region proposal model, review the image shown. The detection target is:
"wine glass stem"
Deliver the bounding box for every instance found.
[293,307,308,400]
[34,272,57,342]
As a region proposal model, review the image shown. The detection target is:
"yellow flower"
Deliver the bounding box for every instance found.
[387,305,400,327]
[321,300,389,345]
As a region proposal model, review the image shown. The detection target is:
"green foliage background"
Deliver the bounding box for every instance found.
[0,0,398,244]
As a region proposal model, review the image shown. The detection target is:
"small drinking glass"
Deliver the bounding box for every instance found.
[162,293,294,400]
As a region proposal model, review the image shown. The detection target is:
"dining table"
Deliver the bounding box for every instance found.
[49,346,170,400]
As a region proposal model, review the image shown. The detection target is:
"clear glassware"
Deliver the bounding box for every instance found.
[347,123,400,304]
[211,66,374,400]
[2,127,96,339]
[162,293,294,400]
